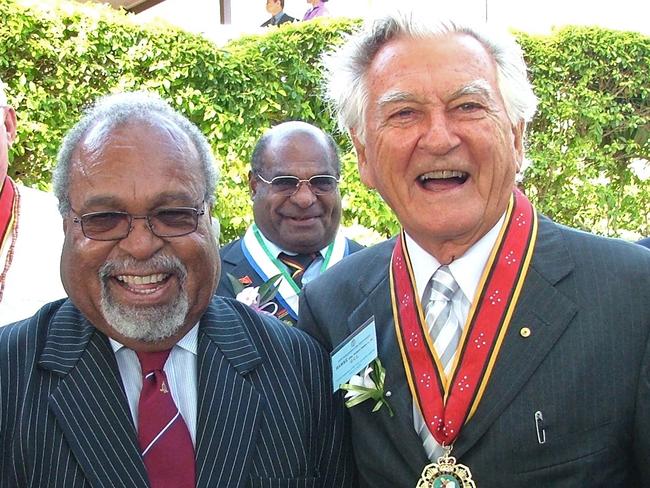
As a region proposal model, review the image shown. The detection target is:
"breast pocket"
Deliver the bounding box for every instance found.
[514,420,612,475]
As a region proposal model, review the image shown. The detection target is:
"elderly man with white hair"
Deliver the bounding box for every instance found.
[0,78,65,325]
[298,8,650,487]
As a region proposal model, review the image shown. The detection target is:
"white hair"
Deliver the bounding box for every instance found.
[323,8,538,144]
[53,91,219,215]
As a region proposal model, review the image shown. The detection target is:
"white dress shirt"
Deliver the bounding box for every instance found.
[404,212,506,460]
[110,324,199,445]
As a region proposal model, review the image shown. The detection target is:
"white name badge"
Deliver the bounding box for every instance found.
[331,317,378,392]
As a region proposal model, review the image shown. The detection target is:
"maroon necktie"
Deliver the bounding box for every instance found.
[278,252,317,286]
[136,350,195,488]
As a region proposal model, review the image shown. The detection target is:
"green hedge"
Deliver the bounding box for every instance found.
[1,0,648,241]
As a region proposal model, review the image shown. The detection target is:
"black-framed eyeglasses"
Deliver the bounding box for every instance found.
[71,204,206,241]
[256,173,340,197]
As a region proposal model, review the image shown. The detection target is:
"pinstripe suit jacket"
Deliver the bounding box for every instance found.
[298,215,650,487]
[0,296,355,487]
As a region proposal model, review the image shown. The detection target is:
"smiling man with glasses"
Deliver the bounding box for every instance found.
[217,121,363,324]
[0,93,355,487]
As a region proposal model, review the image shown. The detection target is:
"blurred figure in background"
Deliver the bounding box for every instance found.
[261,0,296,27]
[303,0,330,21]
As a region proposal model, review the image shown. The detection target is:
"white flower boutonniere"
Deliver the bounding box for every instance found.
[228,273,282,316]
[340,358,394,417]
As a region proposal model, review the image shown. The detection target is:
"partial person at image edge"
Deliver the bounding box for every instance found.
[0,77,66,326]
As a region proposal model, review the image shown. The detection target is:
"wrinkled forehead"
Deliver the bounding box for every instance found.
[366,33,501,100]
[69,115,202,190]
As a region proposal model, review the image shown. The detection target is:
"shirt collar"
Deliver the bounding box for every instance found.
[405,212,506,304]
[256,226,330,259]
[109,323,199,356]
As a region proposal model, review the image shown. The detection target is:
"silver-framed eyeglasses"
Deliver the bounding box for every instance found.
[256,173,340,196]
[71,204,206,241]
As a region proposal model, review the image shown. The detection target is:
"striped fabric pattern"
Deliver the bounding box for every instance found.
[424,265,462,375]
[0,297,356,487]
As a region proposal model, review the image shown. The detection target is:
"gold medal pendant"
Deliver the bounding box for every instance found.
[416,447,476,488]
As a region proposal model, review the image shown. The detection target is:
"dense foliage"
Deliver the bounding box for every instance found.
[1,0,647,241]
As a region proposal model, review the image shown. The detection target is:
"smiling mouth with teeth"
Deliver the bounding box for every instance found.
[116,273,170,286]
[418,169,469,187]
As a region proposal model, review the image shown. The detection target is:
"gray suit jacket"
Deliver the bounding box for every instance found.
[0,296,355,487]
[298,215,650,487]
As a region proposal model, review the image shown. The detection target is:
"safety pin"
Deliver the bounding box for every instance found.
[534,410,546,444]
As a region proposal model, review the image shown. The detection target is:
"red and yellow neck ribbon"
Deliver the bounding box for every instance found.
[390,189,537,445]
[0,176,16,250]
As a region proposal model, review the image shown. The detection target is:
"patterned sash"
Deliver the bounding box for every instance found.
[0,176,16,250]
[241,224,348,320]
[390,189,537,445]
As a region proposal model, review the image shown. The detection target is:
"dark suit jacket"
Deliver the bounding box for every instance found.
[261,12,296,27]
[216,237,364,324]
[298,215,650,487]
[0,296,355,487]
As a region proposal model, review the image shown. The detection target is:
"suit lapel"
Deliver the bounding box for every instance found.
[346,241,430,475]
[221,241,263,289]
[41,302,148,488]
[347,220,578,467]
[195,299,263,488]
[453,215,578,457]
[221,238,296,324]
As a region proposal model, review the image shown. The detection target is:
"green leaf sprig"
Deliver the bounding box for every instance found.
[340,358,394,417]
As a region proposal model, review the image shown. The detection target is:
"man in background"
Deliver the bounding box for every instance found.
[0,92,354,486]
[0,77,65,325]
[261,0,296,27]
[216,121,363,324]
[298,9,650,487]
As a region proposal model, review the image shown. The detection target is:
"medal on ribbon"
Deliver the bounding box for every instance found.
[416,446,475,488]
[389,190,537,487]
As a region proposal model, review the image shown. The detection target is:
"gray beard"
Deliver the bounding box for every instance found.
[98,254,189,343]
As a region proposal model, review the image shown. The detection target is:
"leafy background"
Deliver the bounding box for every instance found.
[1,0,648,242]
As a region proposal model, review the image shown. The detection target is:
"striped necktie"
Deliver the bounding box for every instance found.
[278,252,317,286]
[424,265,462,375]
[415,265,464,460]
[136,350,195,488]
